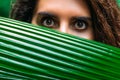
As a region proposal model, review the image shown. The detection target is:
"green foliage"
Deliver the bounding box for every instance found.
[0,17,120,80]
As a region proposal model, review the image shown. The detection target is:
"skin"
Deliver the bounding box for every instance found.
[32,0,94,40]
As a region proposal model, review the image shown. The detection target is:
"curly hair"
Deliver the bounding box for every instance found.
[10,0,120,48]
[10,0,37,22]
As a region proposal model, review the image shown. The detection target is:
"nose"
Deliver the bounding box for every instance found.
[58,21,69,33]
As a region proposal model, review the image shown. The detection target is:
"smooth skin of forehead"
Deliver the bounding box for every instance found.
[35,0,90,18]
[32,0,94,40]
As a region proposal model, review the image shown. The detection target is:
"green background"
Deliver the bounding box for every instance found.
[0,0,15,17]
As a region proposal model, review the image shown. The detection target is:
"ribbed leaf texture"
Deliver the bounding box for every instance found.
[0,17,120,80]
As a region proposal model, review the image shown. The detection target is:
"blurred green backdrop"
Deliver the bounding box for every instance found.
[0,0,120,18]
[0,0,11,17]
[0,0,15,17]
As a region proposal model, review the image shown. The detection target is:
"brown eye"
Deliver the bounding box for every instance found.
[42,18,55,28]
[74,20,87,30]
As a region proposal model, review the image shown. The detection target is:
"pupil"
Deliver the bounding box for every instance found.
[77,21,83,27]
[46,19,52,25]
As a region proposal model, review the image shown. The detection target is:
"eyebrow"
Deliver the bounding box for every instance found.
[37,12,58,19]
[37,12,92,22]
[71,17,91,22]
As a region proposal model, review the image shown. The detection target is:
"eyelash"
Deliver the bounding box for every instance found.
[38,16,58,28]
[37,16,89,31]
[71,20,88,31]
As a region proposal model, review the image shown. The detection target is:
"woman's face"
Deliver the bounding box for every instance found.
[32,0,94,40]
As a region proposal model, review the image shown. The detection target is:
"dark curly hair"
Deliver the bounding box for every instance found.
[10,0,37,22]
[10,0,120,48]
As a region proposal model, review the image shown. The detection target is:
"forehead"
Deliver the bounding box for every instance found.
[35,0,90,17]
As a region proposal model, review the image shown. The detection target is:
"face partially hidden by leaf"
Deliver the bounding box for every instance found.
[32,0,94,40]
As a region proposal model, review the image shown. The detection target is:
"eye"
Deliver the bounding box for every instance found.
[73,20,88,30]
[37,17,57,28]
[41,17,55,28]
